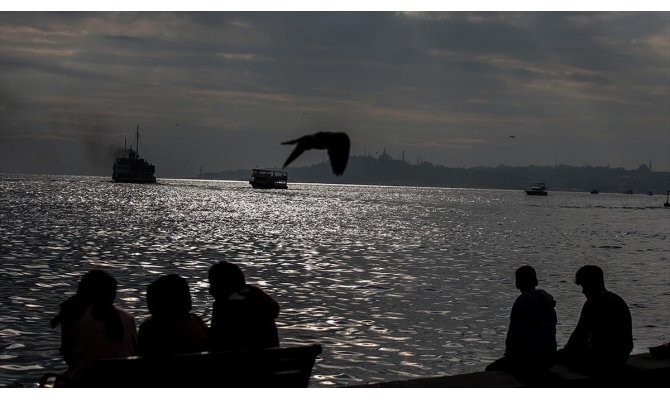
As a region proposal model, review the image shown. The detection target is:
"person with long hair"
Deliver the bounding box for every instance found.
[50,269,137,382]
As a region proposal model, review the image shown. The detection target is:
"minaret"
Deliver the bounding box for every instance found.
[136,124,140,156]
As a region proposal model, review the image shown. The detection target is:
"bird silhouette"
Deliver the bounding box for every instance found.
[282,131,350,176]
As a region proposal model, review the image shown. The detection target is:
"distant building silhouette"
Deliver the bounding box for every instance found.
[198,158,670,193]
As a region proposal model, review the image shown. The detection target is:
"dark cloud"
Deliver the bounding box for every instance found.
[1,11,668,176]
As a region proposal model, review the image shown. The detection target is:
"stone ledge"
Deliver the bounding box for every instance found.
[358,353,670,388]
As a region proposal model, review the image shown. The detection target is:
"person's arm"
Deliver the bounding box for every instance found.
[137,320,154,356]
[565,301,592,352]
[60,324,75,366]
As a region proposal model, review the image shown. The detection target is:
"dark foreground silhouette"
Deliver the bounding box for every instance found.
[282,131,350,176]
[41,263,654,387]
[50,269,137,382]
[556,264,633,373]
[208,261,280,351]
[138,274,209,356]
[486,265,557,376]
[42,265,305,387]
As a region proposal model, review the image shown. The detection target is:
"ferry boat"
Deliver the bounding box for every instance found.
[249,169,288,189]
[112,125,156,183]
[525,182,548,196]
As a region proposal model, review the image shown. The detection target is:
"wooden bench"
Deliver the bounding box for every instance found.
[41,344,322,388]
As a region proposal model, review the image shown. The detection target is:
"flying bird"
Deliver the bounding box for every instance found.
[282,131,350,176]
[509,135,516,139]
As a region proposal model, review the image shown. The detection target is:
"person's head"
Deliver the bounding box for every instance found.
[515,265,538,292]
[208,261,246,299]
[575,264,605,298]
[147,274,192,319]
[77,269,117,306]
[53,269,124,340]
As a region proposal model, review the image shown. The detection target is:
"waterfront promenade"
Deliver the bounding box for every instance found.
[360,353,670,388]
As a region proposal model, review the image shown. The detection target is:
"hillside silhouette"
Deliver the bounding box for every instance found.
[198,151,670,194]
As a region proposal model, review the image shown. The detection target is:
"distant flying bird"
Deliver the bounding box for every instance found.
[282,131,350,176]
[509,135,516,139]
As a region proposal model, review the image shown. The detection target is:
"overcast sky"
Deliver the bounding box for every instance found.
[1,11,668,177]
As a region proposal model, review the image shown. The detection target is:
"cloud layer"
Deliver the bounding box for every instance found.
[1,12,668,176]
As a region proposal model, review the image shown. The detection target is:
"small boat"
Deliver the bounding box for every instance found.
[112,125,156,183]
[249,169,288,189]
[625,190,634,194]
[525,183,548,196]
[590,189,599,194]
[647,191,653,196]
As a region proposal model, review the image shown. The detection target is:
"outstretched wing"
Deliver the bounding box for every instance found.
[281,131,350,175]
[282,142,309,169]
[326,133,350,176]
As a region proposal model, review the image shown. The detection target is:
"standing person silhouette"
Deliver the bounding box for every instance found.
[208,261,280,351]
[486,266,557,376]
[50,269,137,383]
[557,265,633,373]
[138,274,209,356]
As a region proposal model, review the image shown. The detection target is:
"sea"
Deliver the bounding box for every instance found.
[0,173,668,388]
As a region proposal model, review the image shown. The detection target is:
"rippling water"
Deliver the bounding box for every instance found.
[0,174,668,387]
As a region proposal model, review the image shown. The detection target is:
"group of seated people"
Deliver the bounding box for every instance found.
[486,264,634,377]
[50,261,279,383]
[51,260,634,384]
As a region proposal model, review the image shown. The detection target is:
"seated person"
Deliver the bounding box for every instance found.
[486,266,557,376]
[138,274,209,356]
[50,269,137,382]
[557,265,633,373]
[208,261,280,351]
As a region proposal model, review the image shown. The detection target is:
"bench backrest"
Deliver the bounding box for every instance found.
[83,344,322,388]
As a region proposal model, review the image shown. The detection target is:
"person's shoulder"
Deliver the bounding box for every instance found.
[245,284,272,296]
[604,290,629,305]
[189,313,207,325]
[115,306,138,325]
[138,317,155,332]
[534,289,556,302]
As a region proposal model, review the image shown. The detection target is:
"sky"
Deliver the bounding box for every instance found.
[1,10,669,178]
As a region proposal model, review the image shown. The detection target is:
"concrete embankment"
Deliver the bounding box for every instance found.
[359,353,670,388]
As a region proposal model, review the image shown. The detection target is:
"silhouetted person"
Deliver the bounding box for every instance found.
[486,266,557,376]
[208,261,280,351]
[557,265,633,373]
[138,274,209,356]
[282,131,350,176]
[50,269,137,382]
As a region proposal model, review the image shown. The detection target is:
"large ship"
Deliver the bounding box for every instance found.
[249,169,288,189]
[112,125,156,183]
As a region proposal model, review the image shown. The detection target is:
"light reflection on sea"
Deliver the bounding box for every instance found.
[0,174,668,387]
